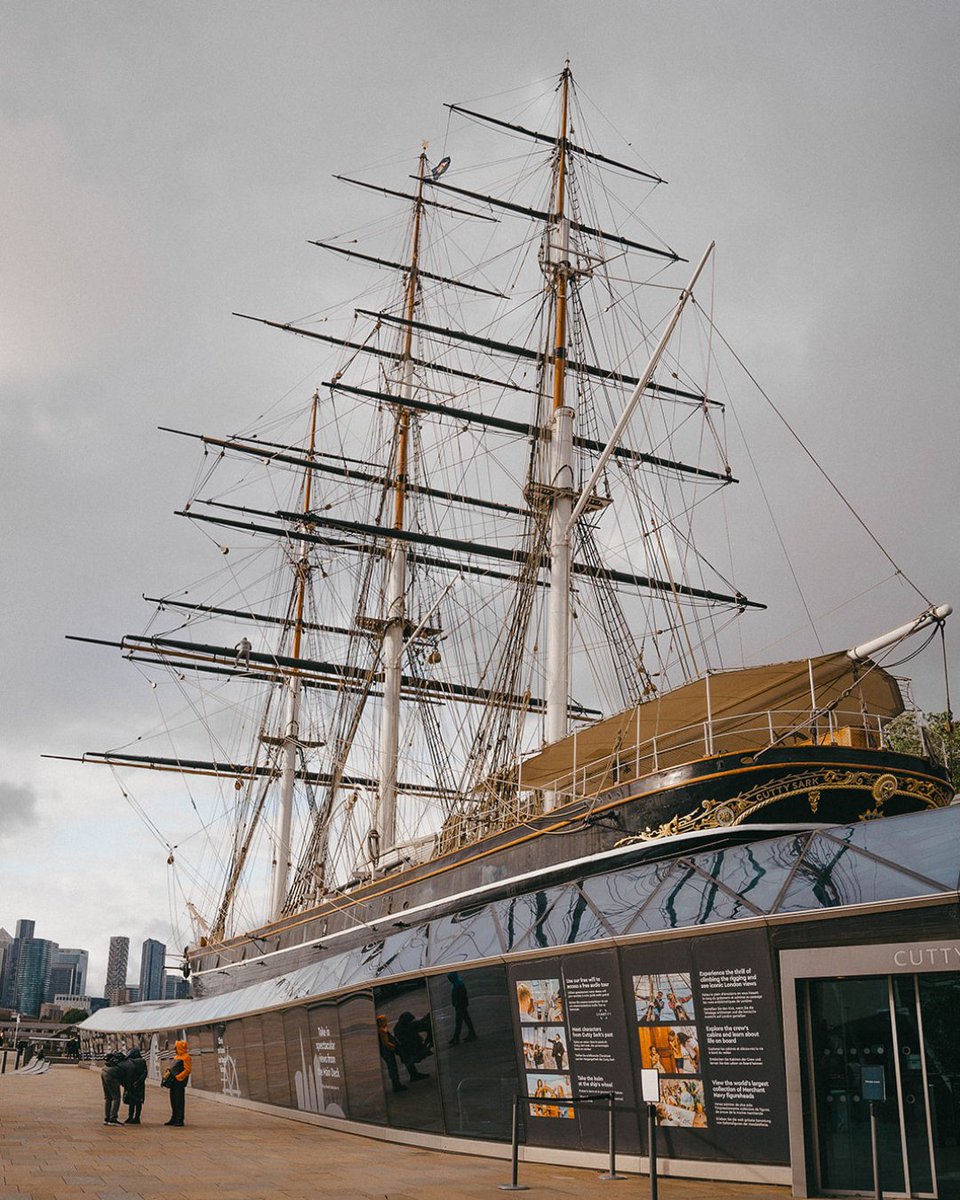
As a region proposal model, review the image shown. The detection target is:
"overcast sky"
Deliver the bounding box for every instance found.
[2,1,958,993]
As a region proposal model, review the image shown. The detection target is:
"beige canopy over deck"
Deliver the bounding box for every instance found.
[512,653,905,791]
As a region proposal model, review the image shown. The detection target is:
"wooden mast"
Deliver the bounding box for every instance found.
[544,65,575,773]
[269,391,319,918]
[378,147,429,859]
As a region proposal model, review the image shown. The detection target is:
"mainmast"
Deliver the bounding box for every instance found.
[544,66,575,760]
[269,392,319,918]
[378,147,428,858]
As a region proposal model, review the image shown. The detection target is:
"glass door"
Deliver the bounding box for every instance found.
[804,974,948,1197]
[806,975,907,1194]
[917,974,960,1200]
[892,976,934,1195]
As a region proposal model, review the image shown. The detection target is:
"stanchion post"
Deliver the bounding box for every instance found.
[1,1049,7,1074]
[862,1064,885,1200]
[639,1067,661,1200]
[599,1092,625,1181]
[648,1102,659,1200]
[870,1100,882,1200]
[499,1093,529,1192]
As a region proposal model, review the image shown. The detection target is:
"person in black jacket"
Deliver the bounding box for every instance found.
[392,1011,432,1082]
[447,973,477,1045]
[120,1048,148,1124]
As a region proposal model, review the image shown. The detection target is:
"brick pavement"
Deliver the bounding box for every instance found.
[0,1067,792,1200]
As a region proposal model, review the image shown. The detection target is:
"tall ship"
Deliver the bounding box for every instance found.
[73,68,959,1194]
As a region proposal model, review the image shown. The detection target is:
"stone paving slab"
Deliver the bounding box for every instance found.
[0,1066,791,1200]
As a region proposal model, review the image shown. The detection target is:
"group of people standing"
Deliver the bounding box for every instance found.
[99,1040,192,1127]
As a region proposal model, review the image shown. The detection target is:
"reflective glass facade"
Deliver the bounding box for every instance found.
[80,807,960,1184]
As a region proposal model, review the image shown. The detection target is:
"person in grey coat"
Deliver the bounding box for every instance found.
[100,1052,125,1126]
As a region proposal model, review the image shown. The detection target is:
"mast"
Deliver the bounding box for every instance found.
[544,65,575,760]
[269,392,319,918]
[378,147,428,859]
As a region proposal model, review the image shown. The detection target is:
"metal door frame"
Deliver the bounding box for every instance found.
[781,938,960,1197]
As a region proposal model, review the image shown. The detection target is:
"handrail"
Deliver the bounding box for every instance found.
[437,706,911,853]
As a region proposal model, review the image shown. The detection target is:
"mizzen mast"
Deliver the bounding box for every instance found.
[270,391,320,918]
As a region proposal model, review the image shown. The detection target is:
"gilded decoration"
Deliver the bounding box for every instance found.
[619,767,951,845]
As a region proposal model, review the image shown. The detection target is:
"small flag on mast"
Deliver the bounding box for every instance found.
[430,156,451,180]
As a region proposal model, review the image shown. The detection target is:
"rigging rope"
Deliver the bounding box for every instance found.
[700,304,933,607]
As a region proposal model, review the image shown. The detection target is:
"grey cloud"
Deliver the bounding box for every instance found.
[0,782,40,839]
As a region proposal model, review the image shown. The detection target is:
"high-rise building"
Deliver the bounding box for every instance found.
[15,937,55,1017]
[138,938,166,1002]
[0,919,38,1011]
[163,974,191,1000]
[103,936,130,1007]
[0,928,12,1002]
[48,948,89,1002]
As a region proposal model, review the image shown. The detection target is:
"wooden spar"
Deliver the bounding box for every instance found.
[187,500,762,607]
[421,176,682,260]
[50,753,458,797]
[177,508,552,587]
[308,242,505,298]
[566,241,717,533]
[333,174,499,222]
[141,595,375,639]
[336,328,725,407]
[162,427,531,515]
[326,381,733,481]
[444,102,666,184]
[97,630,603,715]
[232,312,538,394]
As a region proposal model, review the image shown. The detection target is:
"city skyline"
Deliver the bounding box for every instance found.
[0,916,176,1015]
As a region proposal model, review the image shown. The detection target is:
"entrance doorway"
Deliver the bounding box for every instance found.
[802,973,960,1197]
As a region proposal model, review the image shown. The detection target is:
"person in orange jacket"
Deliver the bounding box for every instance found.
[163,1040,192,1126]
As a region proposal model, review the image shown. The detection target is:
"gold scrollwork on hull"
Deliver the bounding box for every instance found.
[619,767,952,845]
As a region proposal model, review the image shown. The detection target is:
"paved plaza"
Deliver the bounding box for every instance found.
[0,1066,791,1200]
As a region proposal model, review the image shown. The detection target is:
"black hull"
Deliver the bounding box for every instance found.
[191,744,951,996]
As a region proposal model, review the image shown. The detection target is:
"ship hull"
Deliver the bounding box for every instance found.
[192,743,951,995]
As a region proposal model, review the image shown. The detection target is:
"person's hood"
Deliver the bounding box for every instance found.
[127,1048,142,1059]
[175,1040,189,1055]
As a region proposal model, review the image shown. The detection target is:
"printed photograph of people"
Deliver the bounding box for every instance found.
[515,978,564,1025]
[633,973,696,1024]
[656,1078,708,1127]
[526,1072,574,1119]
[521,1026,568,1072]
[638,1024,700,1074]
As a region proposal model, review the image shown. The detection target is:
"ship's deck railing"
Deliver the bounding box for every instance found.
[436,706,909,854]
